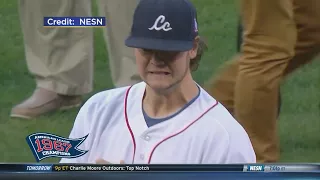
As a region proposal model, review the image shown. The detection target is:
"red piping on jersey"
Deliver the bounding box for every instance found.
[124,86,136,164]
[124,85,219,164]
[147,100,218,164]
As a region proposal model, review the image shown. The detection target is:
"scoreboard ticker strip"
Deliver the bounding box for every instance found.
[0,164,319,173]
[51,164,243,172]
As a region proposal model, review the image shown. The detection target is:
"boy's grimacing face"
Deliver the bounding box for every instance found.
[134,43,198,92]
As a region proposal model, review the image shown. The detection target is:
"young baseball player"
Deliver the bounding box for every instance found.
[60,0,256,164]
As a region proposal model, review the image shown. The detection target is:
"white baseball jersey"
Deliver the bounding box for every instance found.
[60,82,256,164]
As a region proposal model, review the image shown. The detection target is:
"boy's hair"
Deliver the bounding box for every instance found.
[190,37,208,71]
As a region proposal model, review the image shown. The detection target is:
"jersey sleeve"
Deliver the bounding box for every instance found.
[59,93,104,164]
[199,106,257,164]
[200,131,256,164]
[222,115,256,163]
[223,132,257,163]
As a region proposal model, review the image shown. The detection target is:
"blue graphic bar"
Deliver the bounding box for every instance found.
[43,17,106,27]
[0,164,319,173]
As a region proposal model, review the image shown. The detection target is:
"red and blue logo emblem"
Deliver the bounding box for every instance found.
[26,132,88,162]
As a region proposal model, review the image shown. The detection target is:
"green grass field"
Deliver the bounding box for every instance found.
[0,0,319,163]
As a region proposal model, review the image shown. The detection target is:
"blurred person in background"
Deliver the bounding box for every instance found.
[11,0,141,119]
[236,19,282,115]
[205,0,320,162]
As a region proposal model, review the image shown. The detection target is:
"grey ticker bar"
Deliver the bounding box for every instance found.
[264,164,318,172]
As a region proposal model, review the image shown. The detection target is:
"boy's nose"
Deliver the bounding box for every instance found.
[150,54,166,65]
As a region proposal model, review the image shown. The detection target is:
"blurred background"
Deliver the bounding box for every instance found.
[0,0,319,163]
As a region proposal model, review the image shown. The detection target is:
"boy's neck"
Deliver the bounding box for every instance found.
[143,75,199,119]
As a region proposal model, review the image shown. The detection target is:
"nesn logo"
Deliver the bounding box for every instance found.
[247,165,264,171]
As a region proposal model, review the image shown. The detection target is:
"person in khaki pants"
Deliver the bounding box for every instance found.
[205,0,320,162]
[11,0,141,119]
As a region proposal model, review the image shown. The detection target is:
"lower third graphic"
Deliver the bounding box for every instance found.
[26,132,88,162]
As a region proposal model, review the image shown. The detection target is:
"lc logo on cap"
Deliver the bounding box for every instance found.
[125,0,199,51]
[148,15,172,32]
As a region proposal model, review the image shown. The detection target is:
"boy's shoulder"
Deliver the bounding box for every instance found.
[198,88,252,143]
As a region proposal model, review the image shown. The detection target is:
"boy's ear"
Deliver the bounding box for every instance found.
[189,36,200,59]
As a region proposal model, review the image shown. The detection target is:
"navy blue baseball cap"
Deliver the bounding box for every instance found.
[125,0,199,51]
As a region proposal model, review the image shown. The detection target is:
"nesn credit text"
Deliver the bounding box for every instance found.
[45,17,105,27]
